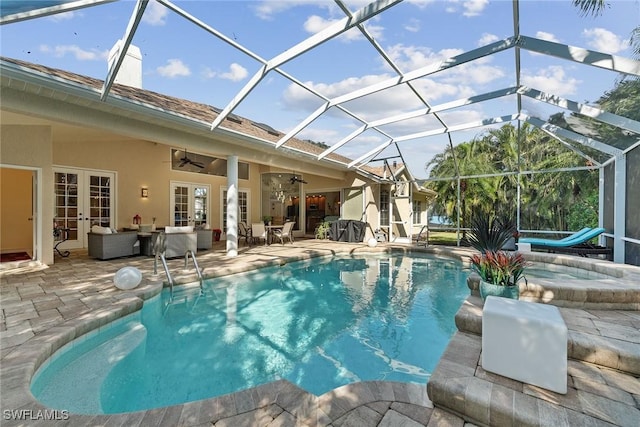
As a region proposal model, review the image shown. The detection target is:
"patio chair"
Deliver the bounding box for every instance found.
[251,223,267,245]
[520,227,612,259]
[238,222,251,246]
[272,221,294,244]
[518,227,592,246]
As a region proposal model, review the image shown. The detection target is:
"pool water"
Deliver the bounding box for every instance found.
[31,254,469,414]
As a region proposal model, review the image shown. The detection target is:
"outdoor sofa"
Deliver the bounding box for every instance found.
[87,227,140,260]
[152,226,198,258]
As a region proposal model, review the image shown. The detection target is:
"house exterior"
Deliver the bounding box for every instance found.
[1,53,435,265]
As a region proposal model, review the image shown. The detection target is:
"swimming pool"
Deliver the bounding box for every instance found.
[31,253,469,414]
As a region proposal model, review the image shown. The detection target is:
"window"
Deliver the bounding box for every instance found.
[170,149,249,179]
[380,189,389,226]
[413,200,422,225]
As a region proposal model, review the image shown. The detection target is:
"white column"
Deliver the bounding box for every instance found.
[226,155,238,257]
[613,154,626,263]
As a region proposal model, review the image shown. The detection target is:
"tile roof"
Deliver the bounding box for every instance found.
[2,56,381,173]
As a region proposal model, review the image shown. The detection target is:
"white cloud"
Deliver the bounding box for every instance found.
[220,63,249,82]
[535,31,559,43]
[46,11,77,22]
[582,27,628,54]
[254,0,340,20]
[201,63,248,82]
[385,44,504,88]
[406,0,437,9]
[521,66,581,96]
[527,31,560,57]
[404,18,421,33]
[462,0,489,17]
[303,14,383,41]
[156,59,190,78]
[477,33,499,47]
[306,74,394,99]
[304,14,337,34]
[201,67,216,79]
[254,1,304,20]
[143,0,168,26]
[386,44,463,70]
[281,42,505,121]
[282,73,421,117]
[39,44,108,61]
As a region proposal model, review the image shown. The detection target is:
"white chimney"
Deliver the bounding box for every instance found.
[108,40,142,88]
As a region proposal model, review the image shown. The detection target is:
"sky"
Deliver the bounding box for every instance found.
[1,0,638,178]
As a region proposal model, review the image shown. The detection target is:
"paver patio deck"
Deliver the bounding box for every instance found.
[1,239,638,426]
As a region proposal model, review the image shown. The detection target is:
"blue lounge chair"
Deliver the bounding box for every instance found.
[518,227,593,246]
[520,227,612,259]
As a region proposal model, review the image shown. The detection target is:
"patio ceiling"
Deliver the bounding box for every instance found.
[1,0,639,179]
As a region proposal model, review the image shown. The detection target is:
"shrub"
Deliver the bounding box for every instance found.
[470,250,528,287]
[467,213,516,253]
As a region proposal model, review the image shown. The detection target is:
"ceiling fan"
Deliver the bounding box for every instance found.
[289,175,308,184]
[178,149,204,168]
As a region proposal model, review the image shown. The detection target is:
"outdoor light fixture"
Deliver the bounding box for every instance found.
[141,187,148,198]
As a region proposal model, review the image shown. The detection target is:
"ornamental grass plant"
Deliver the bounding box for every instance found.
[470,250,528,287]
[467,213,517,253]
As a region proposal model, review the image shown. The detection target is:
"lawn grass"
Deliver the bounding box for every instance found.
[426,231,463,246]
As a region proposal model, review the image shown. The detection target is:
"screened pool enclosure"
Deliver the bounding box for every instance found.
[1,0,638,264]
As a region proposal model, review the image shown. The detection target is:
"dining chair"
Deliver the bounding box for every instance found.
[272,221,294,244]
[251,223,267,245]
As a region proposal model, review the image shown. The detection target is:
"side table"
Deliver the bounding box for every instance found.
[137,233,154,256]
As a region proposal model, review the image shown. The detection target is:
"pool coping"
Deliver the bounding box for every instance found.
[2,242,638,425]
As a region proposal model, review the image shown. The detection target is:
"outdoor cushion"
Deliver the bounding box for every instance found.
[519,227,604,248]
[518,227,592,245]
[91,225,112,234]
[165,226,194,233]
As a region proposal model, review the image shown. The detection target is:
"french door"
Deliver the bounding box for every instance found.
[54,168,115,249]
[170,182,210,227]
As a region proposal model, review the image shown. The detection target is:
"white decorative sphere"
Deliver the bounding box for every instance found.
[114,267,142,290]
[367,238,378,247]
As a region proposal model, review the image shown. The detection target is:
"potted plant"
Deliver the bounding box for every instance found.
[262,215,272,225]
[470,250,528,300]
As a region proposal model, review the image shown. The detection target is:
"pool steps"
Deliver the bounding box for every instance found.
[154,246,205,302]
